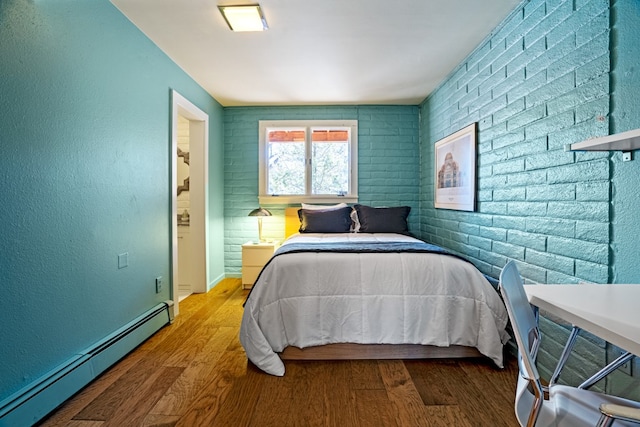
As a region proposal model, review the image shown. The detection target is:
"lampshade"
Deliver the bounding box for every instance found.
[248,207,272,217]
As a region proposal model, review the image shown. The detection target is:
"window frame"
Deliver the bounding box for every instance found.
[258,120,358,204]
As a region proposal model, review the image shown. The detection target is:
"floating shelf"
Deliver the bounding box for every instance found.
[566,128,640,152]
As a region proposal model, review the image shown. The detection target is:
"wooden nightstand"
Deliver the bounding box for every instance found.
[242,242,278,289]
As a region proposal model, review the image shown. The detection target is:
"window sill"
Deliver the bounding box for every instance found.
[259,195,358,205]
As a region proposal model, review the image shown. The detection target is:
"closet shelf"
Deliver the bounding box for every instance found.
[566,128,640,152]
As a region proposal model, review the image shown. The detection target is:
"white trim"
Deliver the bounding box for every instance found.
[258,120,358,204]
[258,195,358,205]
[171,90,209,316]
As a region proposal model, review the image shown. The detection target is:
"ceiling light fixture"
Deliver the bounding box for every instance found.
[218,4,268,32]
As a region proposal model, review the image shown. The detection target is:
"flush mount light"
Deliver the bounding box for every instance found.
[218,4,268,32]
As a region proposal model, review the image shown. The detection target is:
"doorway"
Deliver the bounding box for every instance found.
[171,90,209,316]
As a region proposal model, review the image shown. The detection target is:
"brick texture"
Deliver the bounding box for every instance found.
[421,0,610,284]
[419,0,629,393]
[223,106,419,276]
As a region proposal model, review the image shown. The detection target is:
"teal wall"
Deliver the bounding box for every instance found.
[223,106,419,276]
[420,0,638,397]
[421,0,611,284]
[608,0,640,398]
[610,0,640,284]
[0,0,224,402]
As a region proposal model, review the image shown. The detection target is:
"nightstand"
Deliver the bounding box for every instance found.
[242,241,278,289]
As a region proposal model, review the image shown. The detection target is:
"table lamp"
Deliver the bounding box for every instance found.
[248,207,272,242]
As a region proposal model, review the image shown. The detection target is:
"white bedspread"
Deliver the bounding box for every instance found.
[240,233,510,376]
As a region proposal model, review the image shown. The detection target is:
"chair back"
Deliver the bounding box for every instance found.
[499,261,546,426]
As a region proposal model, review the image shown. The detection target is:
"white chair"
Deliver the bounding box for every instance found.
[499,260,640,427]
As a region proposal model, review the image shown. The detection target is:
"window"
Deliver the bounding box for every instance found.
[259,120,358,204]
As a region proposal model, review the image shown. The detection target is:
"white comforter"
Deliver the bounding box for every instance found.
[240,233,510,376]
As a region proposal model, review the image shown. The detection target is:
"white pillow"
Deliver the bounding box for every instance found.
[350,209,360,232]
[301,203,348,211]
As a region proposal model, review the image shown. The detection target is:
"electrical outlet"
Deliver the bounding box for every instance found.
[155,276,163,293]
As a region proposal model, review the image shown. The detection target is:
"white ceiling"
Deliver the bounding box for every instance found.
[111,0,522,107]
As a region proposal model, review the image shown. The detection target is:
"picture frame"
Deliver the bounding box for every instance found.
[434,123,477,211]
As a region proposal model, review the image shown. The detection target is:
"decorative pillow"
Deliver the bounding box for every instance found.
[350,209,361,232]
[301,202,348,211]
[298,206,352,233]
[353,204,411,234]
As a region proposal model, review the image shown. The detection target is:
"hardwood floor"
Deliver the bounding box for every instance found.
[38,278,519,427]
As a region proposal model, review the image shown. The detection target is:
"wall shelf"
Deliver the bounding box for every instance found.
[565,128,640,152]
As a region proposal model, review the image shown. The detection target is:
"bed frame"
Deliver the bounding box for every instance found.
[278,207,485,362]
[280,343,482,360]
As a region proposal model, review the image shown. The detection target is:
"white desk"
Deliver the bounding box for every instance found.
[525,284,640,357]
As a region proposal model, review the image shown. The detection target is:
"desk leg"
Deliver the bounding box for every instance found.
[549,326,581,386]
[579,351,635,390]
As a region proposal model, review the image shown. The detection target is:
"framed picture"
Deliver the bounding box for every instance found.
[434,123,477,211]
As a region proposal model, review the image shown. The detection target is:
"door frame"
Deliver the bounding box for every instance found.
[171,90,209,316]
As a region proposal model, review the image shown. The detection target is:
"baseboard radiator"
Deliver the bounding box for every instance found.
[0,301,174,427]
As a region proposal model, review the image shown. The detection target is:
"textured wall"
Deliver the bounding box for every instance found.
[607,0,640,397]
[420,0,638,398]
[223,106,419,276]
[421,0,610,284]
[610,0,640,283]
[0,0,224,401]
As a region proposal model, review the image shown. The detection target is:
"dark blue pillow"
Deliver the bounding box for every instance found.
[354,204,411,234]
[298,207,352,233]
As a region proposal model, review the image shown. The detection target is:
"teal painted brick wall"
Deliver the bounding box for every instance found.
[608,0,640,397]
[419,0,640,396]
[223,106,419,276]
[610,0,640,283]
[421,0,610,283]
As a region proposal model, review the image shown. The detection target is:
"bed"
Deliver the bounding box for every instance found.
[239,204,510,376]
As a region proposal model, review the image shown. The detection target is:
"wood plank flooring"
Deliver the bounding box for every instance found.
[38,278,519,427]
